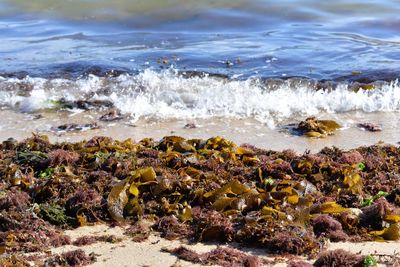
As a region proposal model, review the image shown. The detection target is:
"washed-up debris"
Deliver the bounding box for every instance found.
[0,254,31,267]
[313,249,365,267]
[44,249,97,266]
[125,222,151,242]
[99,109,124,122]
[50,123,99,132]
[312,214,348,241]
[287,261,313,267]
[357,123,382,132]
[0,134,400,266]
[296,117,341,137]
[183,123,197,129]
[162,246,268,267]
[59,99,114,110]
[72,235,122,246]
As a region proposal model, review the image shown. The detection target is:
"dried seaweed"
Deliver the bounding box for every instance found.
[155,215,192,240]
[72,234,122,246]
[313,249,365,267]
[1,134,400,258]
[162,246,267,267]
[288,261,313,267]
[125,222,151,242]
[267,229,318,255]
[0,254,31,267]
[72,235,97,246]
[44,249,97,266]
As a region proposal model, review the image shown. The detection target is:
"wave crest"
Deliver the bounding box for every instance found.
[0,69,399,124]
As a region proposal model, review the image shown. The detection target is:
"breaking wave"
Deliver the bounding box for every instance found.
[0,69,399,124]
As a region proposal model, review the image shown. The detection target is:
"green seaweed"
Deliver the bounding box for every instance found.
[38,203,72,226]
[363,255,377,267]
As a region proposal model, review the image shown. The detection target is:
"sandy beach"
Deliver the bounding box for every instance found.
[28,224,398,267]
[0,109,398,153]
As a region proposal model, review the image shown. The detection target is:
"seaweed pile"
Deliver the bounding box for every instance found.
[291,117,342,138]
[1,134,400,265]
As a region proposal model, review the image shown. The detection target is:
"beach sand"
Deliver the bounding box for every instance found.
[3,109,399,266]
[1,109,399,153]
[38,224,398,267]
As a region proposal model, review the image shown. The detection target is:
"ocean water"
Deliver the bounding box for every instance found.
[2,0,400,78]
[0,0,399,143]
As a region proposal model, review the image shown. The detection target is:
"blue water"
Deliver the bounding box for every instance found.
[1,0,400,80]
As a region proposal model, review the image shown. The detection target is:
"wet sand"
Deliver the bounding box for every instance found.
[2,109,399,153]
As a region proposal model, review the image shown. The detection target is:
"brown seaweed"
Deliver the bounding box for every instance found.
[0,254,31,267]
[296,117,341,137]
[1,134,400,260]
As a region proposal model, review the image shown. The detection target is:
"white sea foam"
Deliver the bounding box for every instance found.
[0,69,399,125]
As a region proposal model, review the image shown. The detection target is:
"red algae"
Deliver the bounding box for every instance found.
[44,249,96,266]
[287,261,313,267]
[312,215,348,241]
[313,249,364,267]
[72,235,97,246]
[1,134,400,265]
[72,234,122,246]
[48,149,80,166]
[162,246,267,267]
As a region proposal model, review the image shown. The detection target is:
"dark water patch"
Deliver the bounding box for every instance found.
[0,66,399,84]
[331,70,400,83]
[0,63,131,80]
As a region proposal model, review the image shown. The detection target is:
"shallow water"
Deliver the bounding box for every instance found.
[0,1,399,148]
[1,0,400,78]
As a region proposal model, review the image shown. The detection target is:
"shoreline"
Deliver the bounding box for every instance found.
[0,109,398,153]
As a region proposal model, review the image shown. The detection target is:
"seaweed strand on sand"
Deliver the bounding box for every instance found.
[0,134,400,265]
